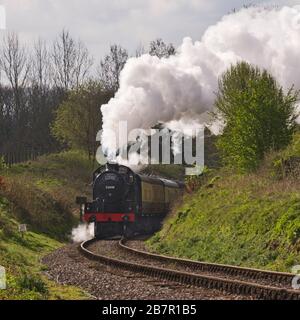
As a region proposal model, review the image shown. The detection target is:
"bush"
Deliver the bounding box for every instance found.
[185,167,213,191]
[17,273,49,296]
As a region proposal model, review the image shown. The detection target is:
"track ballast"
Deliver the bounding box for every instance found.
[79,238,300,300]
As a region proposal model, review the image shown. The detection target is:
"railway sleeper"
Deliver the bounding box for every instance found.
[80,241,300,300]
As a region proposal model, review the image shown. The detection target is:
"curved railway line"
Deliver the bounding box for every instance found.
[79,238,300,300]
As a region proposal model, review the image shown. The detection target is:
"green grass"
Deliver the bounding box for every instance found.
[147,134,300,272]
[0,196,88,300]
[0,150,95,299]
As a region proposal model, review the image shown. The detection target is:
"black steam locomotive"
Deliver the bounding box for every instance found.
[77,163,184,238]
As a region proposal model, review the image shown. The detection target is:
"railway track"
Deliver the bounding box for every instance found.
[79,238,300,300]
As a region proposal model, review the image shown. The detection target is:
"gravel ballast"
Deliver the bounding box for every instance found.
[43,242,247,300]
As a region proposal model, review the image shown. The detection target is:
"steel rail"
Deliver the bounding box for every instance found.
[119,238,295,287]
[79,239,300,300]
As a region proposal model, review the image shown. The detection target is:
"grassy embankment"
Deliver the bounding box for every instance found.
[148,133,300,272]
[0,150,94,299]
[0,151,184,299]
[2,139,299,297]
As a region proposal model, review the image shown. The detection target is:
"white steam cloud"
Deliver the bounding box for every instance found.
[71,223,94,242]
[101,5,300,154]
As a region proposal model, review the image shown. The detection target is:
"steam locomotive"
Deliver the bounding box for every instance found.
[76,163,184,238]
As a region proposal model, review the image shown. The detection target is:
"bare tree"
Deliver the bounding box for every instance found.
[0,32,30,117]
[52,29,93,90]
[52,30,75,90]
[30,39,52,90]
[0,32,31,153]
[0,32,30,93]
[149,38,176,58]
[98,44,128,91]
[135,42,146,57]
[73,40,94,88]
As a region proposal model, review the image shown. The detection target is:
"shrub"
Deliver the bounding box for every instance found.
[17,273,48,296]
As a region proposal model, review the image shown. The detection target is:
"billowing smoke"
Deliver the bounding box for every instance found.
[71,223,94,243]
[101,5,300,155]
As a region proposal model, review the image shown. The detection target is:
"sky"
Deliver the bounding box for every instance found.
[0,0,299,62]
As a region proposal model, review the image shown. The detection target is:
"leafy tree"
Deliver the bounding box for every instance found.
[215,61,299,172]
[52,82,112,158]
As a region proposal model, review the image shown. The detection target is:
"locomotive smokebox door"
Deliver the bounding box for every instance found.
[76,196,87,222]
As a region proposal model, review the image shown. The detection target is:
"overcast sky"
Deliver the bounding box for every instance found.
[0,0,299,62]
